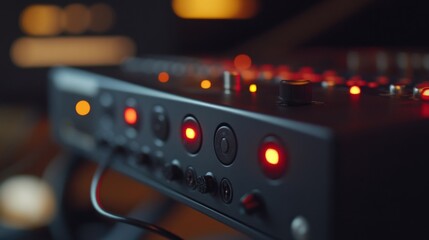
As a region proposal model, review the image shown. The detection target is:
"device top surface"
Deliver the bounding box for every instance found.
[64,67,429,136]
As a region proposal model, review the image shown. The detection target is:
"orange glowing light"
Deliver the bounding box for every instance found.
[185,128,196,140]
[61,4,91,34]
[124,107,138,125]
[349,86,361,95]
[10,36,136,68]
[422,88,429,101]
[265,148,279,165]
[201,80,212,89]
[234,54,252,70]
[249,84,257,93]
[20,5,62,36]
[89,3,115,33]
[172,0,259,19]
[158,72,170,83]
[75,100,90,116]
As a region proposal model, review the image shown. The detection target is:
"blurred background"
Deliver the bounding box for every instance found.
[1,0,429,239]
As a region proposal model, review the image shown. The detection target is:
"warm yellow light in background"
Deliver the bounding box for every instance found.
[75,100,91,116]
[10,36,136,68]
[234,54,252,70]
[349,86,361,95]
[89,3,115,33]
[249,84,257,93]
[20,5,62,36]
[200,80,212,89]
[61,4,91,34]
[172,0,259,19]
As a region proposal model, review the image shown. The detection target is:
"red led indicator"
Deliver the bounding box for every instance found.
[185,127,197,140]
[349,86,361,95]
[264,148,280,165]
[182,116,202,154]
[124,107,138,125]
[421,88,429,101]
[259,138,287,179]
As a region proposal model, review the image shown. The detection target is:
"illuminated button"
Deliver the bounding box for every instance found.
[182,116,202,154]
[75,100,91,116]
[185,128,196,139]
[265,148,279,165]
[422,88,429,101]
[151,106,169,141]
[124,107,138,125]
[413,82,429,100]
[259,136,286,179]
[249,84,257,93]
[158,72,170,83]
[200,79,212,89]
[349,86,361,95]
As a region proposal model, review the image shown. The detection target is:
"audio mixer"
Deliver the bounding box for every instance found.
[49,51,429,240]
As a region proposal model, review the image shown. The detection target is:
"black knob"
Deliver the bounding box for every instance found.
[196,174,217,194]
[279,80,312,106]
[162,162,182,181]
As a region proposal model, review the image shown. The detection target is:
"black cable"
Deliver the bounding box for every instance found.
[90,149,183,240]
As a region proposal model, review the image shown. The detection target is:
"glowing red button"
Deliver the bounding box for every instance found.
[182,116,202,154]
[421,88,429,101]
[264,148,280,165]
[124,107,138,125]
[185,127,196,140]
[259,137,287,179]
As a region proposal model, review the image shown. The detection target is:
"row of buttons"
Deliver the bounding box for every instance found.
[121,103,288,180]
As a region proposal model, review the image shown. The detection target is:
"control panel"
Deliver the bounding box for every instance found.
[49,52,429,240]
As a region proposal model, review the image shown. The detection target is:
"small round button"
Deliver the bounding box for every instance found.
[182,116,202,154]
[151,106,169,141]
[214,125,237,165]
[221,138,229,153]
[259,136,287,179]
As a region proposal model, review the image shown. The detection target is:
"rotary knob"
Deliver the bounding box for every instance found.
[278,80,312,106]
[196,174,217,194]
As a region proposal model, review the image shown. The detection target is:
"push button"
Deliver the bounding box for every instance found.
[182,116,202,154]
[151,105,169,141]
[214,125,237,165]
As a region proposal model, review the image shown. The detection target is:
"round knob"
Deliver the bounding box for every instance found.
[162,162,182,181]
[279,80,312,106]
[196,174,217,194]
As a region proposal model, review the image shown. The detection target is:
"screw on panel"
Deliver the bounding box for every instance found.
[291,216,310,240]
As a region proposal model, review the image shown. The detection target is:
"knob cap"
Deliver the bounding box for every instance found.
[196,174,216,194]
[162,162,182,181]
[279,80,312,106]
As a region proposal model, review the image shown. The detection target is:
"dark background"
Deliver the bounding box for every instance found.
[1,0,428,105]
